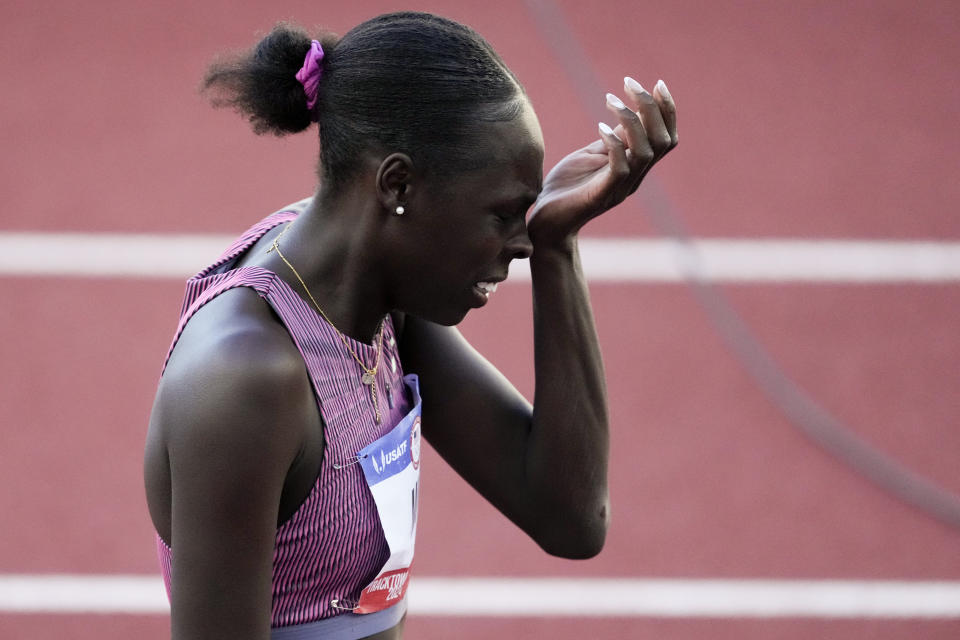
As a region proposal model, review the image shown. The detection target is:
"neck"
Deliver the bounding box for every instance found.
[267,191,389,344]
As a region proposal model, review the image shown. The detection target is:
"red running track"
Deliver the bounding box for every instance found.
[2,0,958,638]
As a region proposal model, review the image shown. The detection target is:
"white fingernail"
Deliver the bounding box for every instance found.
[655,79,672,101]
[605,92,626,109]
[624,76,646,94]
[598,122,616,137]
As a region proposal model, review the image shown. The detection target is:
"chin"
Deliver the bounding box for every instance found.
[433,307,471,327]
[399,288,476,326]
[408,303,471,327]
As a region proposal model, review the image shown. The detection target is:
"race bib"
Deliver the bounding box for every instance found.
[353,374,422,614]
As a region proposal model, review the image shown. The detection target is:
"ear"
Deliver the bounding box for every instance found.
[376,153,415,214]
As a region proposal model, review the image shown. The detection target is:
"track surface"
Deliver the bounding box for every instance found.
[2,0,958,638]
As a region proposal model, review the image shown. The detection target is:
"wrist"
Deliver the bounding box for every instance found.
[530,232,578,262]
[529,234,582,277]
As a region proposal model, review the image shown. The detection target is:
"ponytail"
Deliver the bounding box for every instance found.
[201,23,338,135]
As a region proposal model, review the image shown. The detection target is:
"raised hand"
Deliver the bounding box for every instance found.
[527,77,678,247]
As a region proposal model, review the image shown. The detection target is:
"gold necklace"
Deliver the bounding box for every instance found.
[266,223,385,424]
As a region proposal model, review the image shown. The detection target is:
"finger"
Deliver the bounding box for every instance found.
[653,79,678,148]
[584,138,608,155]
[598,122,631,188]
[623,77,673,158]
[605,92,654,173]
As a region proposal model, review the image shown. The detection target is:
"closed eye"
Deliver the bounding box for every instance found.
[490,200,535,223]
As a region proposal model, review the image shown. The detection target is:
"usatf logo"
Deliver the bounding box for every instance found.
[371,439,407,474]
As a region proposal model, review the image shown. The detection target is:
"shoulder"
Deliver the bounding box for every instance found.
[155,286,311,468]
[162,286,306,405]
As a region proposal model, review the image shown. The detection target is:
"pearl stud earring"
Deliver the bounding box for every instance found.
[395,205,405,216]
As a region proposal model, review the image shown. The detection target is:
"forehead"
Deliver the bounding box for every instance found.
[457,103,545,200]
[486,102,544,172]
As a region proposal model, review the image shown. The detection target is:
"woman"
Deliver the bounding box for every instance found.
[144,11,677,640]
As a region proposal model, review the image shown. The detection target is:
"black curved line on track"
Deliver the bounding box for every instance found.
[524,0,960,530]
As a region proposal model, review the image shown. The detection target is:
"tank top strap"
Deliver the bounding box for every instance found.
[162,202,306,373]
[191,209,300,282]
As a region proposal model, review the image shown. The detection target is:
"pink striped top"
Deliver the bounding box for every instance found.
[156,206,412,627]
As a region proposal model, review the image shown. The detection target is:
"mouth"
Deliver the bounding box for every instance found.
[470,279,503,306]
[474,281,500,299]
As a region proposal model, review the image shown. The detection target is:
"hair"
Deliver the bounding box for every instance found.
[201,12,527,194]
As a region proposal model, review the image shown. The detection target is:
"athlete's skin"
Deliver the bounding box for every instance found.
[144,80,677,640]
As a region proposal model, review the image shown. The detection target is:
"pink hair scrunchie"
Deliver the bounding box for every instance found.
[295,40,325,117]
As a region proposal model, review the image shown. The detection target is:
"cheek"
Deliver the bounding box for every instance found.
[397,211,504,286]
[432,225,501,265]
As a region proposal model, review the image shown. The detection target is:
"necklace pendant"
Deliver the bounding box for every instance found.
[361,371,376,385]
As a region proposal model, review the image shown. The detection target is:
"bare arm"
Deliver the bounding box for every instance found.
[151,298,316,640]
[398,242,609,558]
[398,79,677,558]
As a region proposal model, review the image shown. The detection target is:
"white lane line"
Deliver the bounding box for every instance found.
[0,575,168,614]
[0,232,235,279]
[2,233,960,282]
[2,575,959,618]
[411,578,960,618]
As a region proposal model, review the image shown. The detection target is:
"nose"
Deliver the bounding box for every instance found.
[506,221,534,260]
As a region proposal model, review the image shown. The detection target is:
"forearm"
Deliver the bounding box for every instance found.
[525,236,610,557]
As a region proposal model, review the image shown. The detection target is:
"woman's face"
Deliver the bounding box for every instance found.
[386,102,545,325]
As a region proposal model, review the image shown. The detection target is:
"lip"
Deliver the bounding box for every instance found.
[470,275,506,307]
[467,265,510,308]
[470,284,491,307]
[478,272,508,285]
